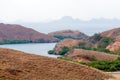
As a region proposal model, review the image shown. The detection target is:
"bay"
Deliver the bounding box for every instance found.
[0,43,58,58]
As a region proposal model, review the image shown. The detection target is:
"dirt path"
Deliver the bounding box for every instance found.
[108,72,120,80]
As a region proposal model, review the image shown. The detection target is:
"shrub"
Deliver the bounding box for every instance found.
[75,46,116,54]
[83,55,96,61]
[54,35,74,40]
[80,57,120,72]
[48,50,54,54]
[59,47,71,55]
[58,57,73,61]
[92,34,102,41]
[98,37,114,49]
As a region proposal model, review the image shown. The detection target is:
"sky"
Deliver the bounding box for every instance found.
[0,0,120,22]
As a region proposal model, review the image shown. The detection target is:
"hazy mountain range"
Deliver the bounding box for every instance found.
[13,16,120,36]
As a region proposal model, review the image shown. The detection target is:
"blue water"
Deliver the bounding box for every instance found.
[0,43,58,58]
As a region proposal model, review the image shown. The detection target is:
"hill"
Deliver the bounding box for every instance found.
[101,28,120,52]
[48,30,87,40]
[53,39,80,54]
[106,37,120,52]
[0,48,113,80]
[51,34,114,55]
[101,28,120,38]
[0,23,58,44]
[65,49,118,62]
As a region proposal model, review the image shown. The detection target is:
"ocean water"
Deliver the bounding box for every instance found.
[0,43,58,58]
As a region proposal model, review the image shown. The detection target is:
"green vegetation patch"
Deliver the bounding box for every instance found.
[74,46,116,54]
[48,47,72,55]
[0,39,32,44]
[80,57,120,72]
[0,77,7,80]
[59,47,72,55]
[98,37,114,49]
[53,35,74,40]
[48,50,54,54]
[58,56,73,61]
[82,55,96,61]
[90,34,114,48]
[58,56,120,72]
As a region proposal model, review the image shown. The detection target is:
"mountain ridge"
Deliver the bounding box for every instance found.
[14,16,120,35]
[0,23,58,44]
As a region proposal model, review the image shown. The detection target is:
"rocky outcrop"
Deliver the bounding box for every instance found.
[0,48,113,80]
[0,23,58,43]
[48,30,88,40]
[65,49,118,62]
[53,39,80,54]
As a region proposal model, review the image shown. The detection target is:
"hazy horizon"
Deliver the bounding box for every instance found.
[0,0,120,22]
[1,0,120,36]
[12,16,120,36]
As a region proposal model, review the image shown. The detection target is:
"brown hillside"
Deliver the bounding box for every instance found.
[54,39,80,54]
[65,49,118,62]
[0,23,58,43]
[100,28,120,52]
[0,48,113,80]
[101,28,120,38]
[53,38,94,54]
[48,30,87,39]
[106,36,120,52]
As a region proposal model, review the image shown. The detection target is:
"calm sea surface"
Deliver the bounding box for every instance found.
[0,43,58,58]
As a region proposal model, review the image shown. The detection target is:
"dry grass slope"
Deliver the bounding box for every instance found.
[0,48,114,80]
[65,49,118,62]
[100,28,120,38]
[100,28,120,52]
